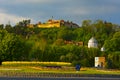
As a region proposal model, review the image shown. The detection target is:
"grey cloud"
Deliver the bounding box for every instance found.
[0,0,120,25]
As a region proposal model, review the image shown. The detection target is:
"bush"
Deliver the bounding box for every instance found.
[106,51,120,69]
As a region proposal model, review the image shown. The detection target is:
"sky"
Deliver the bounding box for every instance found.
[0,0,120,26]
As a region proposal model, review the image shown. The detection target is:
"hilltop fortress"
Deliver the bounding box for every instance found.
[28,19,79,28]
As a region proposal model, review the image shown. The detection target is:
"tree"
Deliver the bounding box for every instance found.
[82,20,92,27]
[0,30,27,64]
[65,52,77,62]
[28,36,47,61]
[57,27,75,40]
[17,20,31,27]
[5,24,14,33]
[82,48,100,67]
[106,51,120,69]
[73,28,84,41]
[13,19,32,38]
[53,39,64,46]
[104,32,120,52]
[0,24,4,30]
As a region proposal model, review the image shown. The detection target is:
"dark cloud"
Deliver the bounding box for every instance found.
[0,0,120,25]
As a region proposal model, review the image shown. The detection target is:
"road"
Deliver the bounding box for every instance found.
[0,77,120,80]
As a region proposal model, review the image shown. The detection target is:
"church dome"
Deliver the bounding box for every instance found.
[101,46,105,51]
[88,37,98,48]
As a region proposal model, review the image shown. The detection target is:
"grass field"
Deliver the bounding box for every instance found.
[2,61,71,67]
[0,61,120,75]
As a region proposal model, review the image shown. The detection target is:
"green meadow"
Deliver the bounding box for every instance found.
[0,61,120,75]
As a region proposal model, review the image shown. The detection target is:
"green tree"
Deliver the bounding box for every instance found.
[5,24,13,33]
[82,20,92,27]
[106,51,120,69]
[0,24,4,30]
[29,46,42,61]
[83,48,100,67]
[17,20,31,27]
[65,52,77,62]
[57,27,75,40]
[73,28,84,41]
[13,19,32,38]
[104,32,120,52]
[0,30,28,64]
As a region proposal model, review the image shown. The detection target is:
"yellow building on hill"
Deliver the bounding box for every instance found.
[36,19,79,28]
[37,19,61,28]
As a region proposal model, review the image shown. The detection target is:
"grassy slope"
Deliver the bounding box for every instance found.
[0,66,120,75]
[0,61,120,75]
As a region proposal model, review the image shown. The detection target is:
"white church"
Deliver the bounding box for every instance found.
[88,37,105,51]
[88,37,98,48]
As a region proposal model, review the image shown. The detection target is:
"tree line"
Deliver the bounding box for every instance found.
[0,19,120,69]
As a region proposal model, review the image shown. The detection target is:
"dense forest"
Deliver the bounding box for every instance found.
[0,19,120,69]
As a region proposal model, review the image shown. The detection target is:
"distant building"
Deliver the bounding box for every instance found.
[37,19,79,28]
[101,46,105,52]
[75,41,84,46]
[95,57,105,68]
[27,24,34,28]
[64,40,83,46]
[88,37,98,48]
